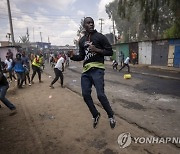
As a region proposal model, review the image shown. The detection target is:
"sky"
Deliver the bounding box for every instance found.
[0,0,115,46]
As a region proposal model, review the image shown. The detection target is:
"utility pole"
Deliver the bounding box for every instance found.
[26,27,29,52]
[26,27,29,41]
[33,27,35,42]
[112,18,116,44]
[40,32,42,42]
[48,36,50,43]
[99,18,104,33]
[7,0,15,45]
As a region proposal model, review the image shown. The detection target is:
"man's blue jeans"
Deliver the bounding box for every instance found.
[0,85,15,110]
[81,68,114,118]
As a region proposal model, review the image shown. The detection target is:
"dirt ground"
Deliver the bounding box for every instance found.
[0,72,179,154]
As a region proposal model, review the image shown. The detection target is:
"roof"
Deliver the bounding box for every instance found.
[0,45,22,49]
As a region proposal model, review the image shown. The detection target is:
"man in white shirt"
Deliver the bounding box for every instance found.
[119,56,130,73]
[5,56,16,82]
[49,54,65,88]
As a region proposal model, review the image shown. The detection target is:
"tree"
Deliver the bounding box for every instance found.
[18,35,30,51]
[77,18,85,39]
[106,0,179,42]
[74,18,86,48]
[117,0,180,38]
[19,35,29,44]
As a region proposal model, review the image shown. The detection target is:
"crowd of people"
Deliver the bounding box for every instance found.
[0,49,70,114]
[112,50,138,73]
[0,17,140,129]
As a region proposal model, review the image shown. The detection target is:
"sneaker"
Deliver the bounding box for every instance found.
[29,83,31,86]
[49,85,54,89]
[109,117,116,129]
[9,107,17,116]
[93,112,101,129]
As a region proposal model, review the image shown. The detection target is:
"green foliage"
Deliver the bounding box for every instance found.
[77,18,85,38]
[164,22,180,38]
[118,0,179,26]
[106,0,179,41]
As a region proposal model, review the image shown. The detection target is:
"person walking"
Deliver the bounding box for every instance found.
[13,53,25,88]
[69,17,116,129]
[49,54,65,88]
[119,56,130,73]
[21,51,31,86]
[0,71,16,112]
[4,56,16,82]
[31,54,43,83]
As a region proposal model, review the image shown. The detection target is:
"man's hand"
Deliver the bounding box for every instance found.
[88,43,103,54]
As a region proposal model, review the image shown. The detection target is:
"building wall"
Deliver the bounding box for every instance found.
[0,41,10,47]
[169,39,180,68]
[151,40,169,66]
[138,41,152,65]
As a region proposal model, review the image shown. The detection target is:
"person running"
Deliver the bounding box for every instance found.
[0,71,16,113]
[119,56,130,73]
[49,54,65,88]
[69,17,116,129]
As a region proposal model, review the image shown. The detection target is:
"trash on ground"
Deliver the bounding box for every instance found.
[124,74,131,79]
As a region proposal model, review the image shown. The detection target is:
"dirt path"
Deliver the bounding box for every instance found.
[0,73,179,154]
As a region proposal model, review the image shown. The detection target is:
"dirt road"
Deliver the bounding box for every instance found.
[0,72,179,154]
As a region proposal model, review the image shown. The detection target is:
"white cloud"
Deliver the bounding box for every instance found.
[77,10,85,16]
[37,7,48,14]
[24,0,77,10]
[0,0,114,46]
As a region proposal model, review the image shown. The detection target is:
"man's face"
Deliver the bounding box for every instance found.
[84,17,94,33]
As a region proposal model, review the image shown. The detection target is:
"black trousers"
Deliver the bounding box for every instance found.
[81,68,114,118]
[31,65,41,82]
[119,64,130,73]
[51,68,63,86]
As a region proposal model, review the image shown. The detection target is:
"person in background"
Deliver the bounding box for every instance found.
[5,55,16,82]
[21,51,31,86]
[131,50,137,65]
[112,60,118,70]
[49,54,65,88]
[31,54,43,83]
[7,49,13,60]
[119,56,130,73]
[69,17,116,129]
[12,53,25,88]
[119,51,124,67]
